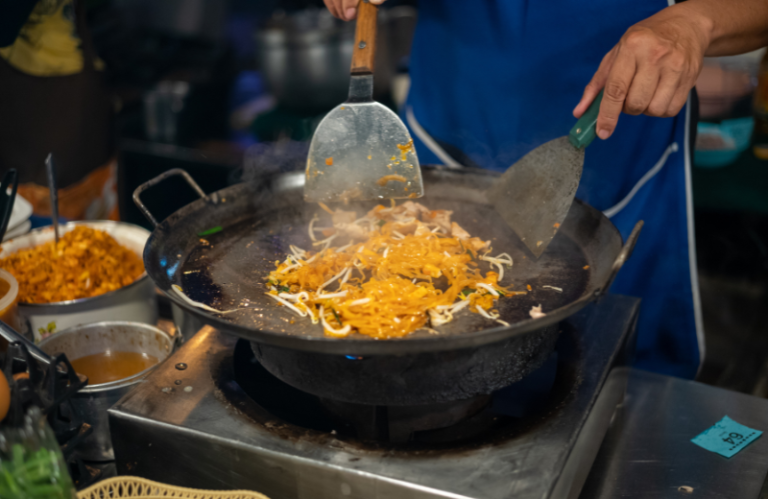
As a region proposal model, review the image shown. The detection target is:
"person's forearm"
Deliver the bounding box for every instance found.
[682,0,768,56]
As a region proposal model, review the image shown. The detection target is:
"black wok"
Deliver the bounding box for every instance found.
[134,167,640,405]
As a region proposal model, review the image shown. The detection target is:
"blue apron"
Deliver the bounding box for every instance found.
[403,0,703,379]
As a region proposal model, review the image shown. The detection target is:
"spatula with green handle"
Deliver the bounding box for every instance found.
[486,90,604,258]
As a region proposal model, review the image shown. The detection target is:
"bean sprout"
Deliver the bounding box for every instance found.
[320,306,352,337]
[265,293,308,317]
[476,283,499,297]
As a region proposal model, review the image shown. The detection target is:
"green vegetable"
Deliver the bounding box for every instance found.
[269,280,290,293]
[460,287,474,298]
[457,240,477,260]
[377,220,386,227]
[331,308,342,324]
[198,226,223,237]
[495,287,507,297]
[0,444,74,499]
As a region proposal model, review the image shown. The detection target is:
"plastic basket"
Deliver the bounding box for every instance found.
[77,476,269,499]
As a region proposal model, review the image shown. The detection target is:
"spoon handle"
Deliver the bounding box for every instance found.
[45,154,60,244]
[0,170,18,242]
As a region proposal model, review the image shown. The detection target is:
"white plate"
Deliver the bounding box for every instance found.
[3,219,31,241]
[6,192,32,231]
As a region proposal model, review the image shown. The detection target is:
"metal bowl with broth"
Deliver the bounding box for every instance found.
[39,321,176,461]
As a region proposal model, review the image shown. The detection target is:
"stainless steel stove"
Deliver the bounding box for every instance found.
[109,294,640,499]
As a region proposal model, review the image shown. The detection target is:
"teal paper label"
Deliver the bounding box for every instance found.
[691,416,762,458]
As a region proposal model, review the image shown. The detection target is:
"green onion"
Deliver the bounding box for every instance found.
[278,285,291,293]
[377,220,386,227]
[198,226,223,237]
[458,240,477,260]
[331,308,342,324]
[0,444,74,499]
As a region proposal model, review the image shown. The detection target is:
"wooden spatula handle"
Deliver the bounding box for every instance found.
[351,0,378,75]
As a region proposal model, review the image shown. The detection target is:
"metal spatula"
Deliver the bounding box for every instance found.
[304,0,423,203]
[486,91,604,258]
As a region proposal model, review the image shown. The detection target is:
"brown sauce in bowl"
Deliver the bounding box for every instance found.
[70,351,158,385]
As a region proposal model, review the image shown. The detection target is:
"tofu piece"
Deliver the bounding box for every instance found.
[398,201,429,218]
[468,237,490,252]
[393,221,418,235]
[529,305,546,319]
[336,223,368,239]
[422,210,453,231]
[450,222,470,239]
[414,222,432,236]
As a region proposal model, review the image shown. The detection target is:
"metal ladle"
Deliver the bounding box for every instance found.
[45,153,60,244]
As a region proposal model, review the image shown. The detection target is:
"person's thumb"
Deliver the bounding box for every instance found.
[341,0,359,20]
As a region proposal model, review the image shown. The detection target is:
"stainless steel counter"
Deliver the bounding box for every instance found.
[107,294,768,498]
[580,368,768,498]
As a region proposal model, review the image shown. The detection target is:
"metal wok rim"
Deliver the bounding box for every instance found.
[147,166,622,355]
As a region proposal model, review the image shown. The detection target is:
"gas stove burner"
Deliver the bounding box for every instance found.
[229,336,563,445]
[110,295,640,499]
[318,395,491,443]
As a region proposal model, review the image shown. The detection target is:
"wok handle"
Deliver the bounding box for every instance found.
[569,90,603,149]
[600,220,644,297]
[350,0,378,75]
[133,168,207,227]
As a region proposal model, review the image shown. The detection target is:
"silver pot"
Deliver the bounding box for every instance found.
[171,301,206,342]
[38,322,176,461]
[113,0,229,41]
[255,7,416,111]
[0,221,158,342]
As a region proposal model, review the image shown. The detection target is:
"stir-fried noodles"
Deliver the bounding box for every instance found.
[266,201,525,339]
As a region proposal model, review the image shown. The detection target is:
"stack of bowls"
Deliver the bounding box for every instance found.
[2,193,32,242]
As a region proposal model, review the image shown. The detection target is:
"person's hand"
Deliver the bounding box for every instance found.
[573,5,713,140]
[324,0,387,21]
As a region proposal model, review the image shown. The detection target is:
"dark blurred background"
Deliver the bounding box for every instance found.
[85,0,768,393]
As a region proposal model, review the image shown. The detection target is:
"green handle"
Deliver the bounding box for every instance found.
[569,90,603,149]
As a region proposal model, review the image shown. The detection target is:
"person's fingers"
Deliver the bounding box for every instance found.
[646,68,681,117]
[370,0,387,4]
[324,0,341,19]
[623,61,659,116]
[597,49,637,140]
[573,48,617,118]
[665,57,700,117]
[341,0,359,21]
[666,87,690,117]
